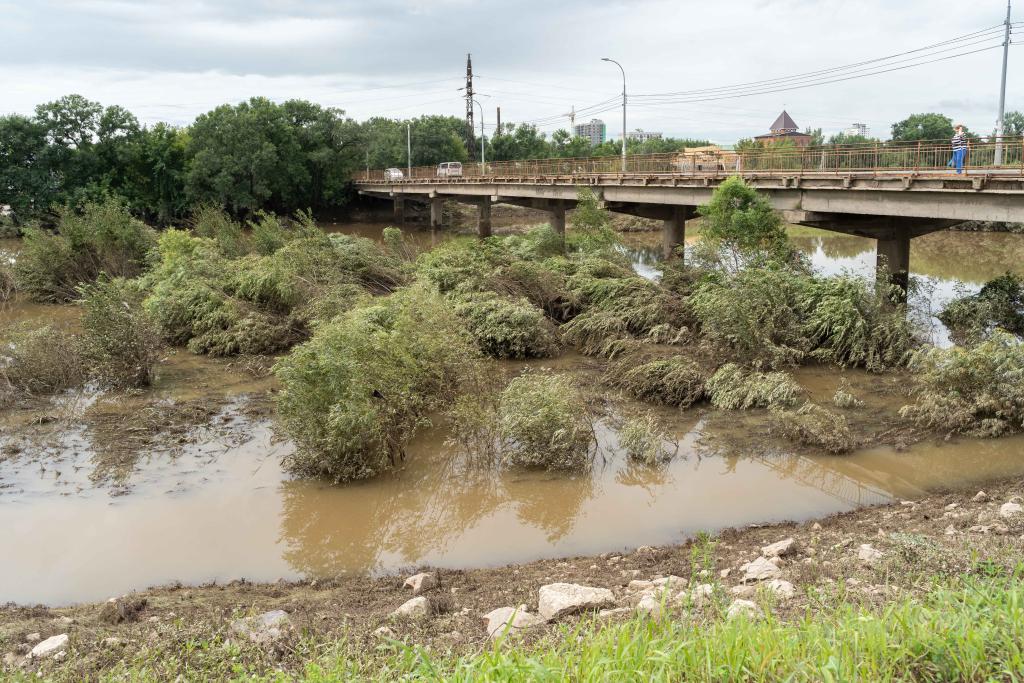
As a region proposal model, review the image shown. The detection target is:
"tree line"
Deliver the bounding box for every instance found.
[2,94,1021,225]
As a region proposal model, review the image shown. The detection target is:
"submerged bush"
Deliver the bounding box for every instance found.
[938,273,1024,343]
[619,414,674,464]
[705,363,804,410]
[0,262,14,302]
[274,285,481,482]
[771,402,854,454]
[14,199,157,302]
[605,354,706,407]
[0,324,84,400]
[497,372,594,470]
[832,378,864,408]
[900,330,1024,437]
[453,294,558,359]
[78,278,163,389]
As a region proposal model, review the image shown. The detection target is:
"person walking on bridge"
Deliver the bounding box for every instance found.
[950,124,968,174]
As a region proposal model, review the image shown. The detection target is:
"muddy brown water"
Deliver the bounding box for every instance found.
[3,225,1024,606]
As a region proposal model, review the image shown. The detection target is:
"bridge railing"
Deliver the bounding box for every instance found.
[355,136,1024,182]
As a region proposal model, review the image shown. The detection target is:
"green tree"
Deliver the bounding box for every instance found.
[696,176,789,272]
[488,123,551,161]
[890,113,955,142]
[0,115,57,219]
[1000,110,1024,138]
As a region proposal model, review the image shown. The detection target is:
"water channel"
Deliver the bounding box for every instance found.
[2,224,1024,605]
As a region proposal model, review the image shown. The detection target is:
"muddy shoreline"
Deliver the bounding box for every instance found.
[3,472,1022,679]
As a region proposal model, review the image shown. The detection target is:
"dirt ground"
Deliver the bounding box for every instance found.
[3,472,1022,680]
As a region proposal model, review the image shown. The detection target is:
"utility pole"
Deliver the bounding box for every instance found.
[406,123,412,176]
[994,0,1012,165]
[465,53,476,161]
[496,106,501,137]
[602,58,627,173]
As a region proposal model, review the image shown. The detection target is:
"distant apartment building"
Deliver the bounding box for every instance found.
[845,123,870,138]
[626,129,662,142]
[574,119,607,146]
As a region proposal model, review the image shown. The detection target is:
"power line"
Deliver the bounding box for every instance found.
[635,25,1008,99]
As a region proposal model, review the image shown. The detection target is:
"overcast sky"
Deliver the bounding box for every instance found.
[2,0,1020,142]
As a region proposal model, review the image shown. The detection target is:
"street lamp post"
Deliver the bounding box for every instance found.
[472,98,486,173]
[602,57,627,173]
[406,123,412,176]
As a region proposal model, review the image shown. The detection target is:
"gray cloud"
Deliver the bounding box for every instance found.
[1,0,1019,141]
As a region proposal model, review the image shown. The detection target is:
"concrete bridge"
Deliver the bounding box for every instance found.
[355,138,1024,292]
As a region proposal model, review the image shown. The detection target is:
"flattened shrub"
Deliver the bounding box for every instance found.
[705,362,804,410]
[0,324,84,400]
[274,285,480,482]
[771,402,854,454]
[15,199,157,302]
[78,278,163,389]
[690,267,810,369]
[804,275,915,371]
[497,372,594,470]
[453,293,558,359]
[899,330,1024,437]
[605,354,707,407]
[938,273,1024,343]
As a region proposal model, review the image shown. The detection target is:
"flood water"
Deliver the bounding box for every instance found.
[3,224,1024,606]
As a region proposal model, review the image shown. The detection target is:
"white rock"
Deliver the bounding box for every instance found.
[944,524,958,536]
[635,593,663,618]
[999,502,1023,519]
[944,503,959,511]
[482,606,544,640]
[537,583,615,621]
[392,596,431,620]
[230,610,292,646]
[627,580,654,592]
[719,568,732,579]
[740,556,782,583]
[973,490,989,503]
[761,538,797,558]
[597,607,632,619]
[690,583,715,606]
[30,634,68,660]
[811,522,822,531]
[764,579,796,599]
[25,633,40,644]
[857,544,883,565]
[651,575,687,590]
[726,599,763,621]
[403,572,438,594]
[730,584,756,598]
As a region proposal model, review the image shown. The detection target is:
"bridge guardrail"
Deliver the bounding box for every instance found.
[355,136,1024,182]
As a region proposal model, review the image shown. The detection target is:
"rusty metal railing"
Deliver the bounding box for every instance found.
[355,136,1024,182]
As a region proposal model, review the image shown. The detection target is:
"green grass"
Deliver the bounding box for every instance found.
[343,575,1024,682]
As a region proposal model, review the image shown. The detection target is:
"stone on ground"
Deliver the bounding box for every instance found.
[99,595,147,624]
[857,543,883,565]
[726,599,763,620]
[482,606,544,640]
[392,596,431,620]
[740,556,782,583]
[652,575,687,589]
[373,626,396,639]
[403,572,438,594]
[230,610,292,646]
[635,593,664,618]
[598,607,632,619]
[627,580,654,592]
[730,584,756,598]
[537,583,615,621]
[25,633,40,644]
[764,579,796,599]
[973,490,989,502]
[30,634,68,660]
[999,502,1022,519]
[761,537,797,558]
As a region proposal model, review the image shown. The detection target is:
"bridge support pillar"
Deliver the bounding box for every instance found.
[393,198,405,224]
[429,197,444,228]
[876,236,911,302]
[477,197,492,238]
[549,205,566,236]
[662,206,694,259]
